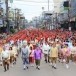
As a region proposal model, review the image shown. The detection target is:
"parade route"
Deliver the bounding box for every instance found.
[0,55,76,76]
[0,0,76,76]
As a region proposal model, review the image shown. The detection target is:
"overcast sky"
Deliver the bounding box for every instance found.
[9,0,54,21]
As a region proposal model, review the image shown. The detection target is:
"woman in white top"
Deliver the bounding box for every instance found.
[1,47,10,72]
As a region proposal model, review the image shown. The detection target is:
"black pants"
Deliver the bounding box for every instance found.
[3,59,9,71]
[44,54,50,63]
[35,59,40,66]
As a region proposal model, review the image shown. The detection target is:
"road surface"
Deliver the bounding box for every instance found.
[0,55,76,76]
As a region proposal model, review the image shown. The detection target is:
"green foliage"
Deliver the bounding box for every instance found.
[10,28,15,33]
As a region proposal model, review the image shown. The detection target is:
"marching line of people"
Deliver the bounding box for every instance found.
[21,38,76,70]
[0,29,76,72]
[0,37,76,72]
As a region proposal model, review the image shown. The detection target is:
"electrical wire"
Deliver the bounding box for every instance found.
[12,3,54,6]
[12,1,54,6]
[15,0,53,3]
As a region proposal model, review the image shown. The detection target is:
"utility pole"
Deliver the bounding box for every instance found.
[5,0,10,33]
[48,0,49,11]
[48,0,50,30]
[68,1,71,31]
[63,0,71,30]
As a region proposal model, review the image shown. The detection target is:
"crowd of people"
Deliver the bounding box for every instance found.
[0,28,76,72]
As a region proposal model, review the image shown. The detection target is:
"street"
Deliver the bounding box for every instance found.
[0,55,76,76]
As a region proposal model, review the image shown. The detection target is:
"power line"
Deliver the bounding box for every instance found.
[12,2,54,6]
[15,0,54,3]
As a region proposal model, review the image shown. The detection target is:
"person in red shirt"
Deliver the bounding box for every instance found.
[29,47,35,67]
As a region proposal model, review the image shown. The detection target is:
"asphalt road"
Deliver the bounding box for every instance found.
[0,55,76,76]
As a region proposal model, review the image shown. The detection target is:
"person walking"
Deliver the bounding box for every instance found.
[50,42,58,69]
[9,47,14,67]
[12,44,18,64]
[62,44,71,69]
[42,42,50,63]
[34,45,42,70]
[29,47,35,66]
[70,43,76,63]
[21,44,29,70]
[1,47,10,72]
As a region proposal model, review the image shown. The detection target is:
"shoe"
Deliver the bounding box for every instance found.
[38,68,40,70]
[53,66,57,69]
[48,60,50,63]
[52,65,54,68]
[4,69,7,72]
[7,67,9,70]
[46,60,47,63]
[45,60,47,63]
[26,66,28,69]
[13,62,16,65]
[30,64,34,67]
[7,68,9,70]
[23,68,26,70]
[66,64,69,69]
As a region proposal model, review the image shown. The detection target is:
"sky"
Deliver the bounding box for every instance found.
[9,0,54,21]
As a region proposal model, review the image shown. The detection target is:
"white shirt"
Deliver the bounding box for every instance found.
[42,43,50,54]
[26,45,30,54]
[71,46,76,54]
[1,50,10,59]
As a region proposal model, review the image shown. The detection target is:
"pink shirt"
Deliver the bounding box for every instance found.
[61,47,71,57]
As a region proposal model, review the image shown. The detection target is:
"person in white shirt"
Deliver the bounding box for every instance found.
[12,44,18,64]
[42,42,50,63]
[29,47,35,66]
[1,47,10,72]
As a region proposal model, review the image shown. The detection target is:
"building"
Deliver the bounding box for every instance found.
[56,0,76,30]
[0,0,6,27]
[53,0,64,13]
[69,0,76,30]
[70,0,76,20]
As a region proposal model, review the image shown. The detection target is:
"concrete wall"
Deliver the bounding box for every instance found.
[53,0,64,13]
[70,0,76,18]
